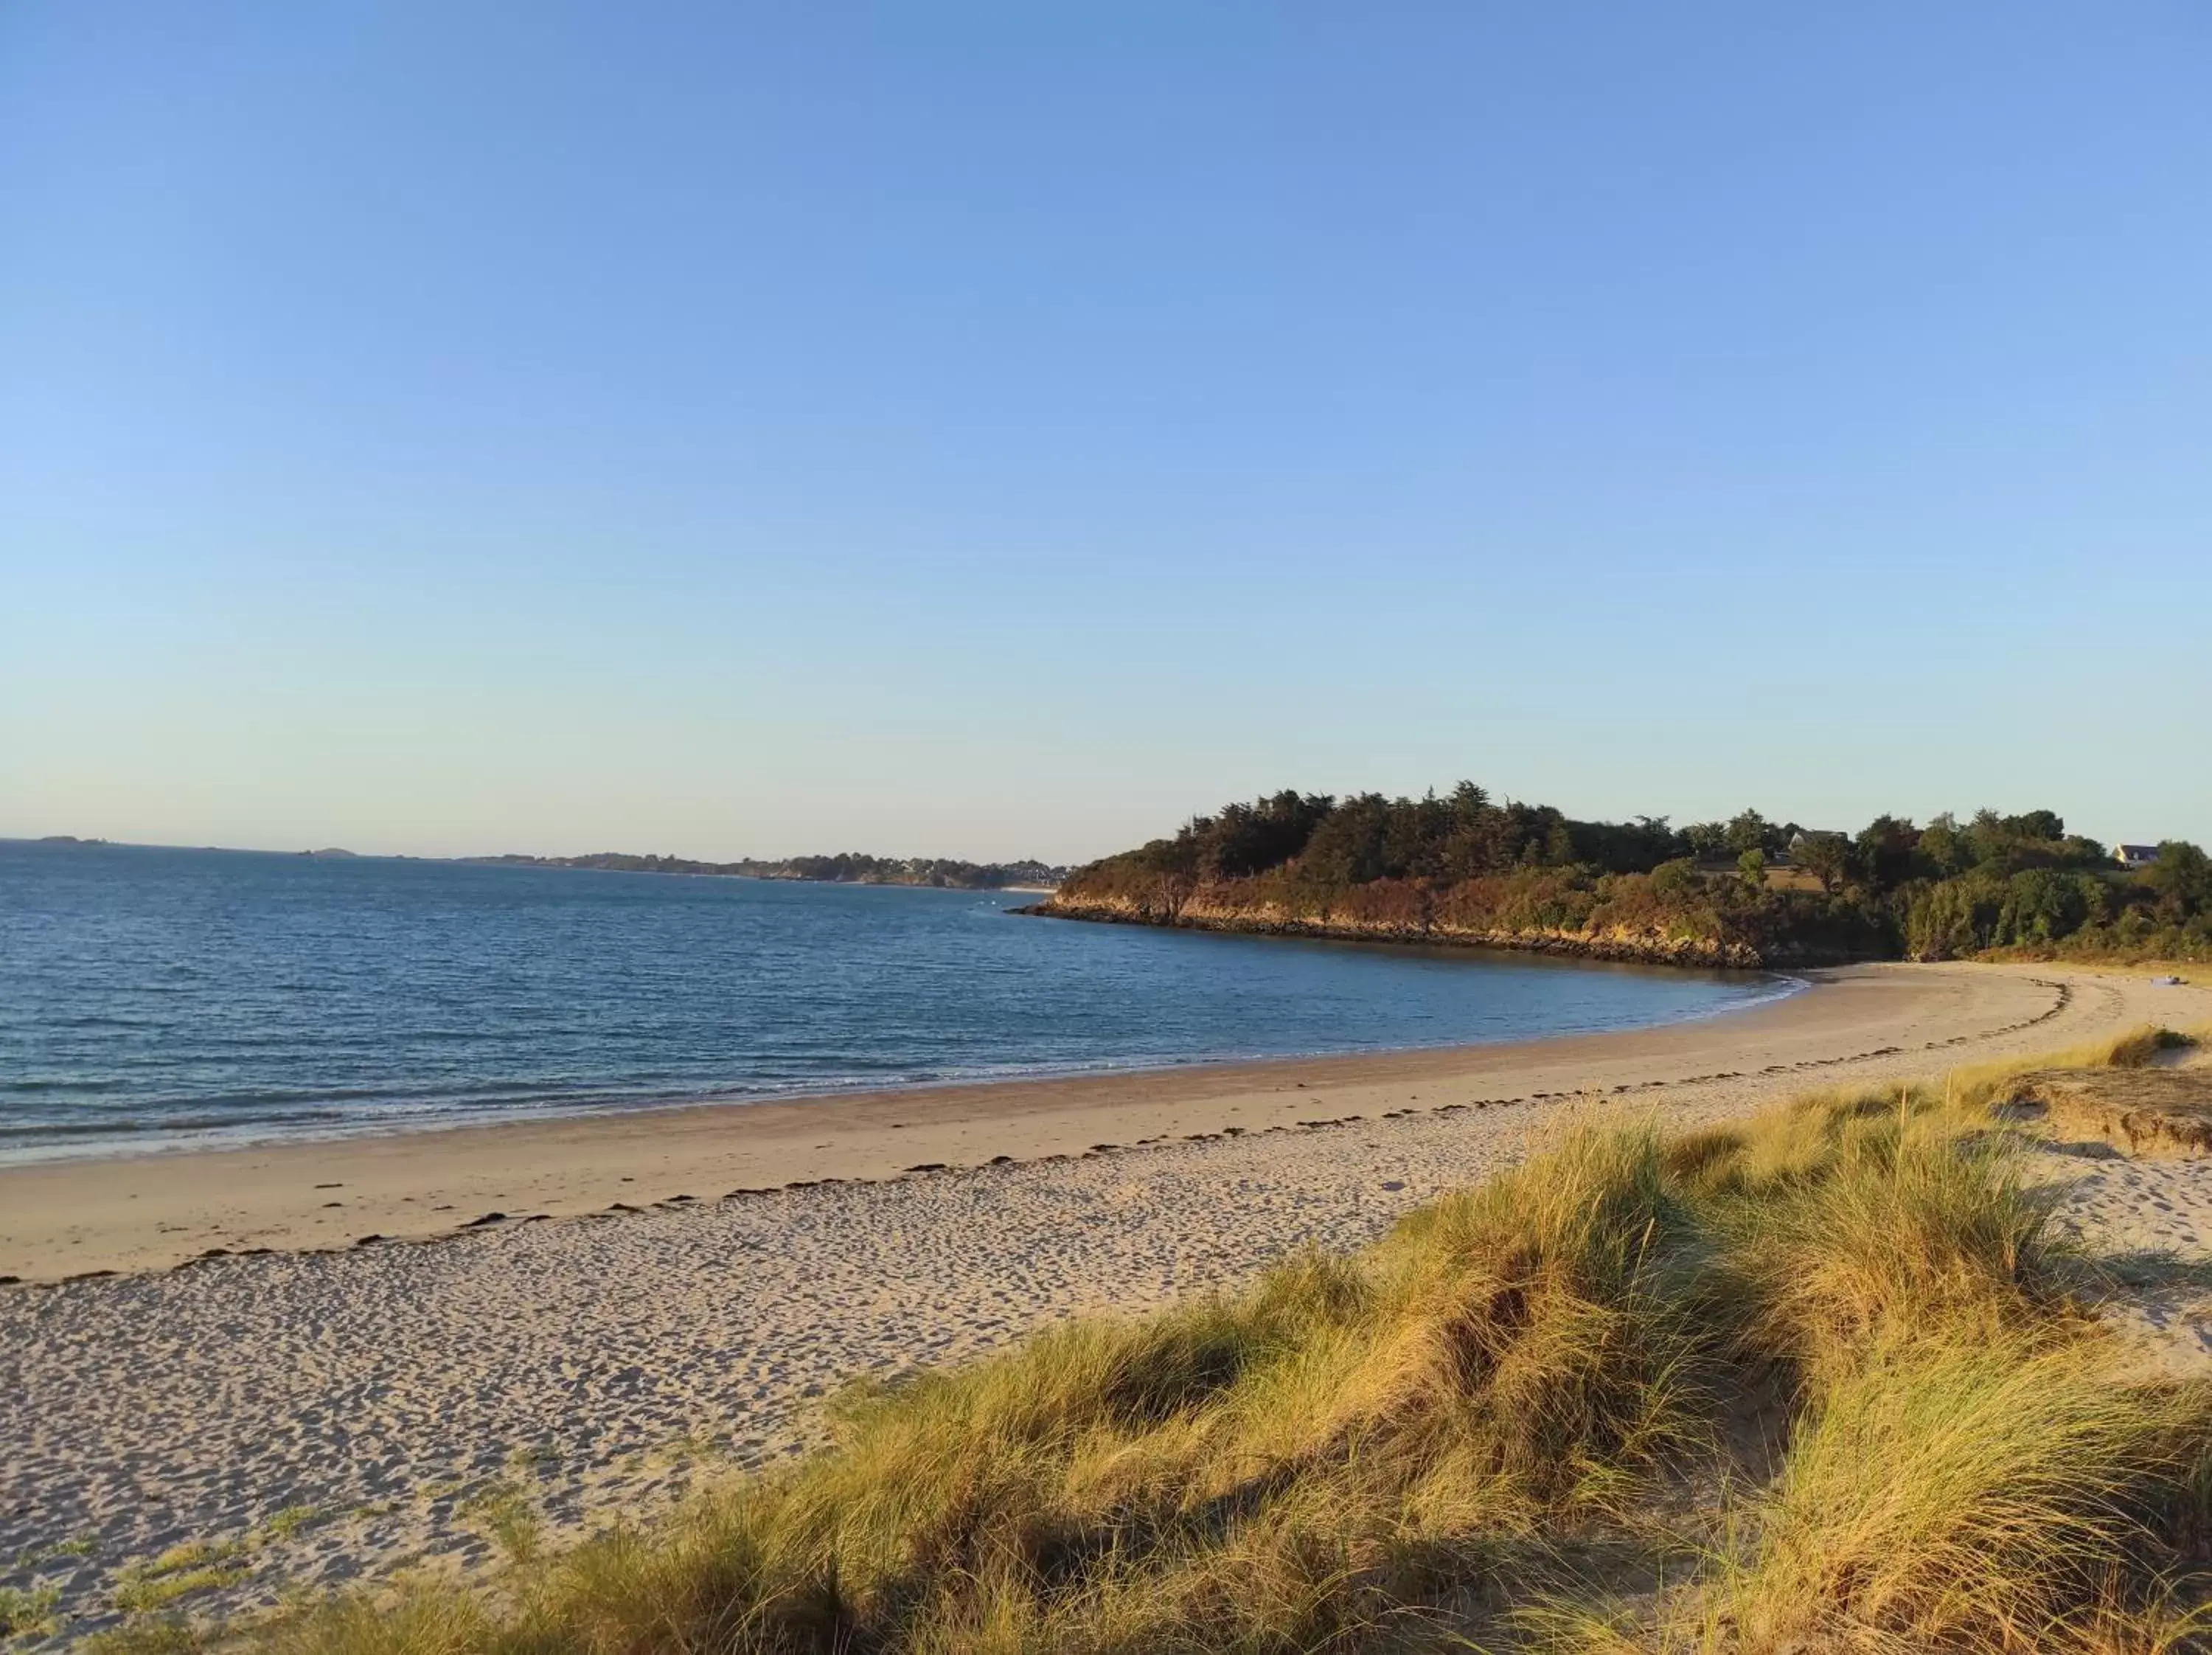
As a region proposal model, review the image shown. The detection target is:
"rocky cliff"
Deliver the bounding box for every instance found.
[1027,888,1778,968]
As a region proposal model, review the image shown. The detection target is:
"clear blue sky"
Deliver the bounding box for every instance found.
[4,4,2207,861]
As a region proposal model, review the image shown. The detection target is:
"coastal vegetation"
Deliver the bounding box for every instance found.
[479,851,1068,890]
[1037,785,2212,967]
[132,1026,2212,1652]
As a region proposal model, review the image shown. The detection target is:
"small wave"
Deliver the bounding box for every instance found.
[1,849,1812,1166]
[0,1106,358,1140]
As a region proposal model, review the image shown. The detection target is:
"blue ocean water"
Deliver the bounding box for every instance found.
[0,841,1798,1163]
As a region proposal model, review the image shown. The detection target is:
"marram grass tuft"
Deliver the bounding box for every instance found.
[116,1027,2212,1654]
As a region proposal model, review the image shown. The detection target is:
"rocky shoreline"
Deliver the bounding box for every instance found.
[1018,894,1864,970]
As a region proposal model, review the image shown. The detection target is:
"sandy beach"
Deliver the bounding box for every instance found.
[0,960,2152,1283]
[3,960,2208,1637]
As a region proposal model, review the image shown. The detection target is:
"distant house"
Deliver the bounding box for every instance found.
[2116,844,2162,870]
[1786,830,1849,858]
[1774,830,1850,882]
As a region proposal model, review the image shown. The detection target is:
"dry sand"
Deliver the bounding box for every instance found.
[2027,1038,2212,1381]
[1,960,2205,1638]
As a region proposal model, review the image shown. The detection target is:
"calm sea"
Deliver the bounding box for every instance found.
[0,841,1798,1164]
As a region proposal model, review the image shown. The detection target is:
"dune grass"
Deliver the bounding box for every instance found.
[122,1026,2212,1654]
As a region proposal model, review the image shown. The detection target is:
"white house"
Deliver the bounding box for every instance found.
[2116,844,2162,870]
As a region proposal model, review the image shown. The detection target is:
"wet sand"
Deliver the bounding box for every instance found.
[0,960,2137,1283]
[1,961,2205,1637]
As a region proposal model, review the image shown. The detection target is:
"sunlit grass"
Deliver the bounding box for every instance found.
[122,1024,2212,1652]
[0,1582,63,1640]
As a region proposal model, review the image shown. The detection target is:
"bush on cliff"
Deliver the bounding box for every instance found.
[1048,786,2210,967]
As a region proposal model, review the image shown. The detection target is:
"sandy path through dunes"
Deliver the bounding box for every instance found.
[2030,1041,2212,1380]
[1,962,2204,1638]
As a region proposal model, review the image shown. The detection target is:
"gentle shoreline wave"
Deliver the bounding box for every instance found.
[0,842,1804,1167]
[0,972,1810,1166]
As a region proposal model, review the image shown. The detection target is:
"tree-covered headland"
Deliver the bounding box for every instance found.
[1039,785,2211,966]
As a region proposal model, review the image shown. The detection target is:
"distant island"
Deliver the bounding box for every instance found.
[474,850,1068,890]
[9,837,1063,889]
[1030,783,2211,968]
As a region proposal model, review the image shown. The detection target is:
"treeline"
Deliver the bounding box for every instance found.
[1043,785,2211,965]
[755,853,1068,889]
[478,851,1068,890]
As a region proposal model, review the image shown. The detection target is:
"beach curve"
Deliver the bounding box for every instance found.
[2,960,2208,1637]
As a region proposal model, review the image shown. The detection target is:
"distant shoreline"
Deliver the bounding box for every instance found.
[4,835,1069,892]
[467,850,1071,892]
